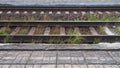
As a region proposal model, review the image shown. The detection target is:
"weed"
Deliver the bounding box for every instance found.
[59,39,66,44]
[66,36,85,44]
[3,36,13,43]
[109,17,118,21]
[48,37,55,44]
[114,26,120,34]
[66,31,85,44]
[67,28,74,35]
[100,15,116,21]
[98,26,106,34]
[0,27,11,35]
[74,30,81,35]
[88,14,97,21]
[18,27,29,34]
[99,15,107,21]
[93,38,100,44]
[48,37,64,44]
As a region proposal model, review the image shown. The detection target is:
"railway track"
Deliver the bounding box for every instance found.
[0,6,120,21]
[0,21,120,43]
[0,6,120,43]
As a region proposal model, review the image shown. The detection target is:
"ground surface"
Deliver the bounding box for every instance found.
[0,51,120,68]
[0,44,120,50]
[0,0,120,6]
[0,44,120,68]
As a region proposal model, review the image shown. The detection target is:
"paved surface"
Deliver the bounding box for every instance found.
[0,51,120,68]
[0,0,120,6]
[0,44,120,68]
[0,44,120,51]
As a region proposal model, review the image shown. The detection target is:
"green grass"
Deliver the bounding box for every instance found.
[66,36,85,44]
[100,16,117,21]
[88,14,118,21]
[88,14,98,21]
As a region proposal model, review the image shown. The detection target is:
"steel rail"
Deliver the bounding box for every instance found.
[0,35,119,43]
[0,21,119,26]
[0,6,120,11]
